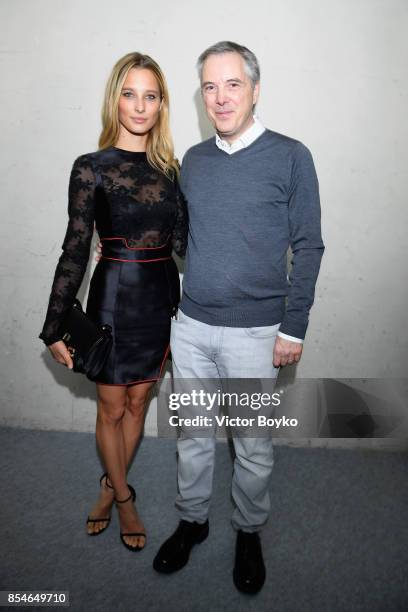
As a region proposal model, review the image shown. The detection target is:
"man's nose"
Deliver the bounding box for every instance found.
[216,88,227,105]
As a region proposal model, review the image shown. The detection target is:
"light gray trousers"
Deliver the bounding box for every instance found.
[170,309,279,532]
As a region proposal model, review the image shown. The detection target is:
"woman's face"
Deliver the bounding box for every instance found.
[118,67,162,137]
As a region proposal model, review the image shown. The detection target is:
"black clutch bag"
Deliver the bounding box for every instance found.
[61,299,113,377]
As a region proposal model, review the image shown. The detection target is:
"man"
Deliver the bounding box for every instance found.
[153,41,324,594]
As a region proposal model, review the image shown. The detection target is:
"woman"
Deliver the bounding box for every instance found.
[39,52,187,552]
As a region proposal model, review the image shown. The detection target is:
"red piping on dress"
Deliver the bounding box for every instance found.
[101,256,172,263]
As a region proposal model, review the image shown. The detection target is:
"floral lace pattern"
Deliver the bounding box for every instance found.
[40,148,188,345]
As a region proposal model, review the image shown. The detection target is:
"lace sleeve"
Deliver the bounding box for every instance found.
[171,176,189,258]
[39,155,96,346]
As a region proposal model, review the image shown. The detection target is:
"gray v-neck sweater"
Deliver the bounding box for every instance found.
[179,129,325,339]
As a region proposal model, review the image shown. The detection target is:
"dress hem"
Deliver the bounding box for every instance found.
[92,344,170,387]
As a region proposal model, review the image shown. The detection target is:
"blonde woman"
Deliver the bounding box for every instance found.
[40,53,187,552]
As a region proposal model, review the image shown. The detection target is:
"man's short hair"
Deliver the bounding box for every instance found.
[197,41,260,87]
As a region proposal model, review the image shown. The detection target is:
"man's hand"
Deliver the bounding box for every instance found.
[95,241,103,262]
[273,336,303,367]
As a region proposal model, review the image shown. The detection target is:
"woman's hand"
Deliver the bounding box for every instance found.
[48,340,74,369]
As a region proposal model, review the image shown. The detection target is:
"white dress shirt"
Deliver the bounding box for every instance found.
[215,116,303,344]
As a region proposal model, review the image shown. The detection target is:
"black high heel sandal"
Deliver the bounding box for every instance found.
[86,473,136,536]
[115,489,146,552]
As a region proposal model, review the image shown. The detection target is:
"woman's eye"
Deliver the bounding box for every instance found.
[146,95,157,100]
[122,91,133,97]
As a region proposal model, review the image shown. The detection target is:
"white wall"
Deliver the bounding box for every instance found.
[1,0,407,434]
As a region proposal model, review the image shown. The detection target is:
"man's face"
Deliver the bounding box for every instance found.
[201,52,259,143]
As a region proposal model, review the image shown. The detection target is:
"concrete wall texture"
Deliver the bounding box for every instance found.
[1,0,407,441]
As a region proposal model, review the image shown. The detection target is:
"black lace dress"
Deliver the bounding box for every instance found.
[40,147,188,385]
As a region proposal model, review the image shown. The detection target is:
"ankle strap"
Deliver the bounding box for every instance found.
[114,489,133,504]
[100,472,114,489]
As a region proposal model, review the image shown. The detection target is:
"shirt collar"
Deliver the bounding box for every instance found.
[215,115,265,155]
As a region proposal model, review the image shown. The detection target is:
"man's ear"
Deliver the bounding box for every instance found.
[253,82,260,106]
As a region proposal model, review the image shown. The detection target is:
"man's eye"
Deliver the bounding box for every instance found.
[229,83,239,88]
[204,85,214,92]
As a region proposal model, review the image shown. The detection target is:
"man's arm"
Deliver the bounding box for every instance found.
[275,142,325,365]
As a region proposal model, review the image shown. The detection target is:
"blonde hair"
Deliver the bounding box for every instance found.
[99,52,179,179]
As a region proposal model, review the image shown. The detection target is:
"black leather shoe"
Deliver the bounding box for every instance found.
[153,519,209,573]
[233,530,266,594]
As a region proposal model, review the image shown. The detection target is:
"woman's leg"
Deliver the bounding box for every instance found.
[87,384,128,535]
[87,381,154,549]
[122,381,154,461]
[114,381,155,548]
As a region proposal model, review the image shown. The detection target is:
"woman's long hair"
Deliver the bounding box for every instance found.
[99,52,179,179]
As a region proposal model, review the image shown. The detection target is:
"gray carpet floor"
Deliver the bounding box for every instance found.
[0,426,407,612]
